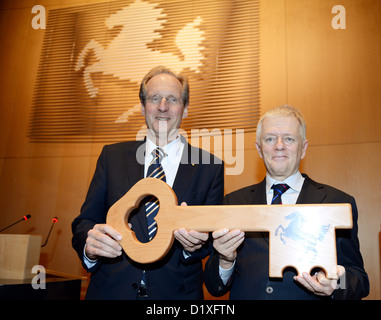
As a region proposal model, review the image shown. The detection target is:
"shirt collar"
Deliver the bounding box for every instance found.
[266,171,305,194]
[146,135,183,162]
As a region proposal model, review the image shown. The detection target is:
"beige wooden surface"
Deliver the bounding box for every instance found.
[0,234,42,279]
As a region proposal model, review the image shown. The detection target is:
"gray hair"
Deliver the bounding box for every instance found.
[256,105,307,144]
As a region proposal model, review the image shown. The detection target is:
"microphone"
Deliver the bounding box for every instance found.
[41,217,58,247]
[0,215,31,233]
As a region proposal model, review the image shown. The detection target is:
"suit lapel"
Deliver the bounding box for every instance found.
[246,174,328,205]
[296,174,327,204]
[247,178,267,205]
[124,140,145,189]
[247,178,268,243]
[172,141,199,202]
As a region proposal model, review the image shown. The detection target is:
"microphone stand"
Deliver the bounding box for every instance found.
[41,217,58,247]
[0,215,31,233]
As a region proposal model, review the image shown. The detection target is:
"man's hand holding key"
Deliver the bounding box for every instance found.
[212,228,245,270]
[85,214,208,261]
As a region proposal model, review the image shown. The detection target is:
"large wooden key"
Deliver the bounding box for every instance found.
[107,178,353,279]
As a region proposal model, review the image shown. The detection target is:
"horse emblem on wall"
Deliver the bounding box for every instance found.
[29,0,261,142]
[75,0,205,99]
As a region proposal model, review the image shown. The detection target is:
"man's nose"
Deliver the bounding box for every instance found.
[275,137,285,149]
[158,98,169,112]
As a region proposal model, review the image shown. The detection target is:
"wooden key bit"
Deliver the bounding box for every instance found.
[107,178,353,279]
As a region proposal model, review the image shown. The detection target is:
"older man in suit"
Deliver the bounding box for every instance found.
[72,66,223,299]
[204,105,369,300]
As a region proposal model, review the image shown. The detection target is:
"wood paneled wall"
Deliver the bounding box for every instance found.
[0,0,379,300]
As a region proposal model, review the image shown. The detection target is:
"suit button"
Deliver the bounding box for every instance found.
[266,286,273,294]
[132,283,138,289]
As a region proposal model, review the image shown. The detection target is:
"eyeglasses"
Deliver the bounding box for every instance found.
[262,135,298,146]
[147,94,181,106]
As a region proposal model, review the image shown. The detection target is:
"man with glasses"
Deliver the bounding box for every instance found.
[204,105,369,300]
[72,66,224,299]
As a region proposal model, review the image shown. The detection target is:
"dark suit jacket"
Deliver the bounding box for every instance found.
[72,137,224,299]
[204,174,369,300]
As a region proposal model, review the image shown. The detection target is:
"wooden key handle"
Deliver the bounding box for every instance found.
[107,178,353,278]
[107,178,178,264]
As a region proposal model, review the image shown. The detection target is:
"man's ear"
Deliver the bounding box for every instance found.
[255,141,263,159]
[141,103,146,116]
[300,139,308,160]
[182,104,189,119]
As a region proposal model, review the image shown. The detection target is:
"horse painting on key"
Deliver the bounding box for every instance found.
[275,212,332,263]
[75,0,205,99]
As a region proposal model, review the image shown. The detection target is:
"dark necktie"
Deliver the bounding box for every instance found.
[146,147,166,240]
[271,184,290,204]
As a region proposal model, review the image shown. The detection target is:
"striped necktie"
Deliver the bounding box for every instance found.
[146,147,166,240]
[271,184,290,205]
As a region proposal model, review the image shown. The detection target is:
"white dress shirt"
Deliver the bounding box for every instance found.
[144,136,184,187]
[265,171,305,205]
